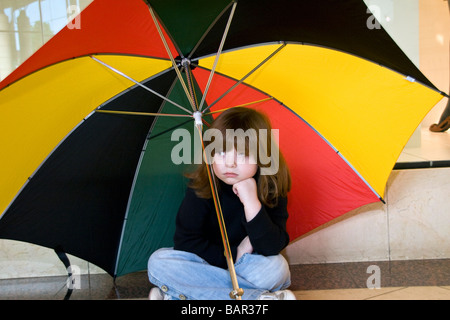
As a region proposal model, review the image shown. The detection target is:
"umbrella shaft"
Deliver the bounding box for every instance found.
[196,124,243,300]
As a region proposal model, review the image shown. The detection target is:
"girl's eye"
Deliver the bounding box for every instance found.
[218,151,226,157]
[237,152,246,159]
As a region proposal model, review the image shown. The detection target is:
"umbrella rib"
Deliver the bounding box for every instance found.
[203,97,273,115]
[201,43,286,114]
[148,5,197,111]
[89,55,192,115]
[198,1,237,112]
[95,110,192,118]
[187,1,236,60]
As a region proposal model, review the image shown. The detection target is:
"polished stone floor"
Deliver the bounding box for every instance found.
[0,259,448,300]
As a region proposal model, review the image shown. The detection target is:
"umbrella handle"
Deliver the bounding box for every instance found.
[226,259,245,300]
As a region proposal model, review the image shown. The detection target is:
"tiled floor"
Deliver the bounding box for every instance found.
[295,286,450,300]
[289,259,450,300]
[0,259,448,300]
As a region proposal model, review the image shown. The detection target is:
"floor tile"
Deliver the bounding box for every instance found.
[368,286,450,300]
[293,287,402,300]
[294,286,450,300]
[289,259,450,291]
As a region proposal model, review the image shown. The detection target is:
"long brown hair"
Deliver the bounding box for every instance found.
[186,107,291,208]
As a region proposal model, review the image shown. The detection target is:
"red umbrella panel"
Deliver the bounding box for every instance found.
[193,68,381,239]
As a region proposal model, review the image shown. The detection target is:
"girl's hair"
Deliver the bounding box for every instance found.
[186,107,291,208]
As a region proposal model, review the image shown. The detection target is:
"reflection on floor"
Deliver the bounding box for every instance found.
[290,259,450,300]
[0,259,448,300]
[396,129,450,167]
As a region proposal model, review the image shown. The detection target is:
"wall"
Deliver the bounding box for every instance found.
[419,0,450,128]
[285,168,450,264]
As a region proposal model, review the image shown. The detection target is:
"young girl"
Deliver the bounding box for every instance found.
[147,107,295,300]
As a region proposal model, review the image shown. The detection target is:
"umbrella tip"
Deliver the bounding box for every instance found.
[193,111,203,127]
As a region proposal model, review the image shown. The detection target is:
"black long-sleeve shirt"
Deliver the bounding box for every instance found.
[173,181,289,269]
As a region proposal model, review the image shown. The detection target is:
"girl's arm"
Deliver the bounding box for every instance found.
[243,196,290,256]
[233,178,289,256]
[232,178,261,222]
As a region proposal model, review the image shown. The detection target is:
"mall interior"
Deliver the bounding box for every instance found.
[0,0,449,300]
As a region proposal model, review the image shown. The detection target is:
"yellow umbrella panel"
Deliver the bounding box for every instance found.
[0,55,172,217]
[198,43,444,198]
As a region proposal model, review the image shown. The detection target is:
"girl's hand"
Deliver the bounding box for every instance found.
[233,178,261,221]
[236,236,253,261]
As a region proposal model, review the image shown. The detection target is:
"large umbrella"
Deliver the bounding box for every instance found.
[0,0,446,281]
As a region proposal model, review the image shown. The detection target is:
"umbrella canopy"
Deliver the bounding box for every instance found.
[0,0,445,277]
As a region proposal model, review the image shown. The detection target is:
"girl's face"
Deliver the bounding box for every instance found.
[212,148,258,185]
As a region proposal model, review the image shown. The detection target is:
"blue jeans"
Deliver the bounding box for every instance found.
[147,248,291,300]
